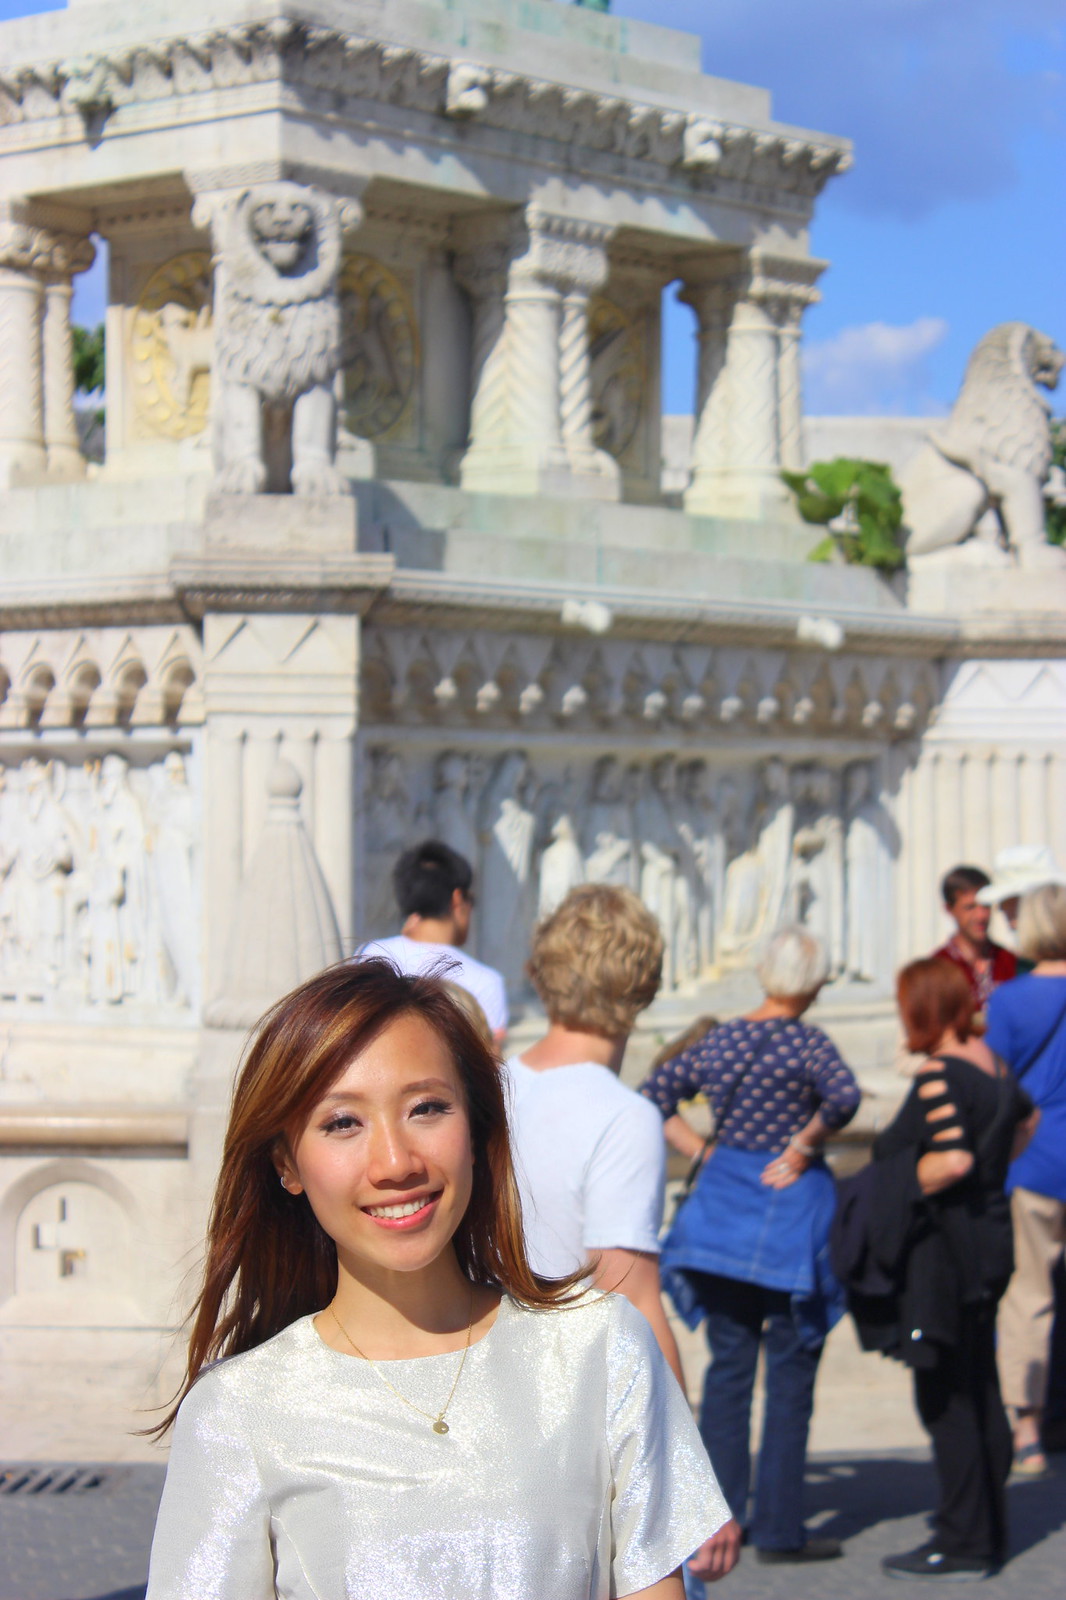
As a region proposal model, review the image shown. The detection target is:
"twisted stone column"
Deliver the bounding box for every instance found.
[459,207,617,499]
[680,250,824,520]
[455,231,512,479]
[0,222,51,486]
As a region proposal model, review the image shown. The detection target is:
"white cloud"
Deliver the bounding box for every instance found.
[803,317,950,414]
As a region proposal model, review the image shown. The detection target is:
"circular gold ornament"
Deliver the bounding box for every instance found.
[130,253,214,439]
[588,297,644,459]
[339,254,419,439]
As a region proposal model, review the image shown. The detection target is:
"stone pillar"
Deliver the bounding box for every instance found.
[458,207,618,500]
[680,250,824,521]
[0,222,50,487]
[42,233,96,479]
[771,261,824,474]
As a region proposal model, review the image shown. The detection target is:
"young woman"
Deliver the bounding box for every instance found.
[874,959,1037,1581]
[146,960,730,1600]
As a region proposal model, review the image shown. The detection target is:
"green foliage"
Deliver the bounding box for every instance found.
[782,457,905,572]
[1048,419,1066,548]
[72,323,105,395]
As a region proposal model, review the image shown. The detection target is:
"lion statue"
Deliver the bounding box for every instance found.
[901,322,1065,569]
[202,182,360,497]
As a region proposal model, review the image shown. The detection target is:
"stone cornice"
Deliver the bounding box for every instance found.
[0,19,851,209]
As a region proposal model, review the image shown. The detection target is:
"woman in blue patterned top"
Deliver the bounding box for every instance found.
[640,926,860,1570]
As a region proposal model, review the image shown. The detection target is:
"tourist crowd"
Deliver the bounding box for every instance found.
[143,837,1066,1597]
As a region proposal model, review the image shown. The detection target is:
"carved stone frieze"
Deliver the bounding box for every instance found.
[0,746,199,1011]
[359,738,899,996]
[0,24,851,207]
[0,626,204,731]
[360,626,933,743]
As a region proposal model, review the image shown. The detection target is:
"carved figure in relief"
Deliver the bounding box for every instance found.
[430,751,480,868]
[635,758,693,991]
[148,752,198,1005]
[206,183,358,496]
[83,755,149,1004]
[583,756,638,889]
[678,760,722,976]
[339,255,418,440]
[11,759,75,998]
[537,815,586,919]
[477,752,537,995]
[0,769,16,993]
[718,759,794,969]
[901,323,1066,568]
[788,766,845,978]
[844,762,896,984]
[130,252,214,440]
[363,750,412,938]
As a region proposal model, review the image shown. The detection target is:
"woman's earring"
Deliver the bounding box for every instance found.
[279,1174,288,1190]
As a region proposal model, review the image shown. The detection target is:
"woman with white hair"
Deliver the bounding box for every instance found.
[986,883,1066,1476]
[640,926,860,1571]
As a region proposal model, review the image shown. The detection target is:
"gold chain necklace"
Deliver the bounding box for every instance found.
[328,1291,475,1435]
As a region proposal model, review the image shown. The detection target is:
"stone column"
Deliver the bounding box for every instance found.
[0,222,51,487]
[42,233,96,479]
[679,250,824,521]
[458,207,618,500]
[771,260,824,474]
[455,218,517,483]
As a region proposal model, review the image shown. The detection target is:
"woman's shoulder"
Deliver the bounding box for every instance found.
[509,1288,642,1351]
[176,1317,314,1423]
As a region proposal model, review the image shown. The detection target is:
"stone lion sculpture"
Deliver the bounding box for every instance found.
[201,182,360,496]
[901,322,1065,568]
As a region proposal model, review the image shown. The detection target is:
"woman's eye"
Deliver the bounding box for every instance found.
[322,1114,360,1133]
[412,1099,451,1118]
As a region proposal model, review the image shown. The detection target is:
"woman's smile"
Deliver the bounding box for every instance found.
[362,1192,443,1227]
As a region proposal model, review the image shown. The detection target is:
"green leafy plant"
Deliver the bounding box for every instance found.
[1047,419,1066,548]
[72,323,105,395]
[782,457,905,572]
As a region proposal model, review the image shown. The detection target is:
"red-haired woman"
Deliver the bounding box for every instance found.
[873,958,1038,1583]
[145,961,733,1600]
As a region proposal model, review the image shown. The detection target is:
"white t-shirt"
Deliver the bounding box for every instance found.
[502,1054,666,1278]
[356,935,508,1034]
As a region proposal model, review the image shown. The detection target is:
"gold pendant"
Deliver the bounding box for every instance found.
[432,1418,449,1434]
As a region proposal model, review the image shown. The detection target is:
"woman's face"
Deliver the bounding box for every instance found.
[278,1012,475,1281]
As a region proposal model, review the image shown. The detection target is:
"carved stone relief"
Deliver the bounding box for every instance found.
[589,296,644,459]
[130,252,213,439]
[0,750,198,1011]
[339,254,419,439]
[359,742,898,999]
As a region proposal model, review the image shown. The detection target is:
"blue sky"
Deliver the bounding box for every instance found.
[615,0,1066,415]
[3,0,1063,418]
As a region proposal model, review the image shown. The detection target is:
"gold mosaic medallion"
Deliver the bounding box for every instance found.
[130,253,214,439]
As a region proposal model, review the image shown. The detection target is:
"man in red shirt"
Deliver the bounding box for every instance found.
[933,863,1017,1022]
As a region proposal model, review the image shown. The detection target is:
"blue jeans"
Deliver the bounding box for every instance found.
[689,1271,823,1552]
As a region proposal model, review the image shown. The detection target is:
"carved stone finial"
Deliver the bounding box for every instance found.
[208,758,342,1027]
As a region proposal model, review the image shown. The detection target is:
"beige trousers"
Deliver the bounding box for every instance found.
[997,1187,1066,1410]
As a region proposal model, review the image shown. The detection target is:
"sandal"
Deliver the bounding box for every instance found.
[1012,1441,1049,1477]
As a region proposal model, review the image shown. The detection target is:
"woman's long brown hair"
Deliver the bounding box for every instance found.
[153,959,581,1436]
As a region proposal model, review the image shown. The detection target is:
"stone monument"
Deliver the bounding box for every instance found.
[0,0,1063,1457]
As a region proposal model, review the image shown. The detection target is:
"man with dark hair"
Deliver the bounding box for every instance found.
[357,840,508,1041]
[933,863,1016,1019]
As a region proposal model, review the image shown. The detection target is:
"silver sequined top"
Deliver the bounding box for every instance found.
[146,1291,728,1600]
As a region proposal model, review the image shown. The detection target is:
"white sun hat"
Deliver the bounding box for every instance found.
[975,845,1066,906]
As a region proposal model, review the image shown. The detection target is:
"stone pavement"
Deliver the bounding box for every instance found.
[1,1452,1063,1599]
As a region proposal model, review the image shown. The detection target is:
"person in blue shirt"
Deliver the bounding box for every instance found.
[986,884,1066,1477]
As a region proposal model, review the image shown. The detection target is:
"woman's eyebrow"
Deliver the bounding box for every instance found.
[317,1077,455,1105]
